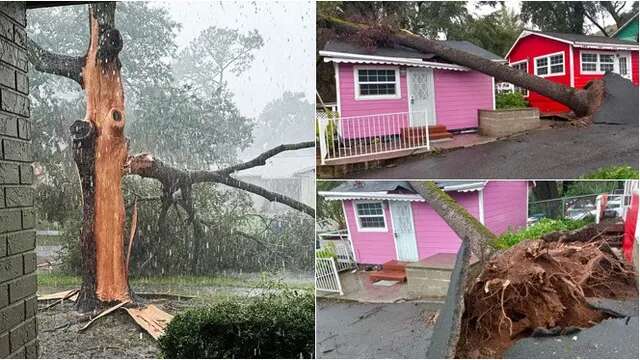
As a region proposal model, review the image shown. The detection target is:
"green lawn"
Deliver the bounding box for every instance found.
[37,273,313,290]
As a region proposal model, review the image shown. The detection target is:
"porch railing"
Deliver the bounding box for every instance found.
[317,111,431,165]
[315,257,343,295]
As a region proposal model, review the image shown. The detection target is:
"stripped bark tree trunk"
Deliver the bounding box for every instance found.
[76,3,131,310]
[319,16,605,118]
[409,181,496,263]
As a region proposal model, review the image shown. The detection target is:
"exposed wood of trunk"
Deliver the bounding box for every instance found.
[320,16,603,117]
[410,181,496,262]
[81,3,131,304]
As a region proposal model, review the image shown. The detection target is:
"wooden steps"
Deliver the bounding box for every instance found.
[428,125,453,140]
[368,260,408,283]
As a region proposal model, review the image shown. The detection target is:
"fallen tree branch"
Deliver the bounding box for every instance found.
[27,38,84,85]
[125,142,316,217]
[217,141,315,175]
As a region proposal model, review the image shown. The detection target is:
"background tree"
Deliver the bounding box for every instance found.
[521,1,639,36]
[250,92,314,157]
[173,27,264,96]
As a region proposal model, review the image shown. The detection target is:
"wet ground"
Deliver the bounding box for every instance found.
[38,300,166,358]
[37,276,312,358]
[316,299,437,359]
[504,298,639,359]
[350,123,638,179]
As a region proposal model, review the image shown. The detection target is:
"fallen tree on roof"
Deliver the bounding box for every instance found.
[318,15,607,119]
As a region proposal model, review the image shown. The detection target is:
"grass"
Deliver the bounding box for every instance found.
[492,217,594,249]
[37,273,313,290]
[582,165,639,180]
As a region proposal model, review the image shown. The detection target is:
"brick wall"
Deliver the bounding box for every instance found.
[0,2,38,358]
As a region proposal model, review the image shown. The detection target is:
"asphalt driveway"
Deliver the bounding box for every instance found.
[350,124,638,179]
[316,300,436,359]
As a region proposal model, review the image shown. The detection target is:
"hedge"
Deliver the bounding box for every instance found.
[158,287,314,358]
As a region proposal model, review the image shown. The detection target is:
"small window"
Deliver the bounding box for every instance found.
[581,52,617,74]
[509,61,529,96]
[355,202,386,230]
[535,53,564,76]
[536,57,548,75]
[599,54,614,72]
[355,68,399,99]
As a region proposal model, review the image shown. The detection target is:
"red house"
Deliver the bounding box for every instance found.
[506,30,639,112]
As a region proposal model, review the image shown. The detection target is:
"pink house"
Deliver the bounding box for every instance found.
[319,40,505,140]
[319,181,529,265]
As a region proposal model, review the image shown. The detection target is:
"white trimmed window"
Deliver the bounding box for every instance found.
[354,67,401,100]
[354,201,387,231]
[535,52,564,76]
[581,52,616,73]
[509,60,529,96]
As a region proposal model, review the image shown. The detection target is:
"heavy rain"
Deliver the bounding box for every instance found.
[26,1,315,358]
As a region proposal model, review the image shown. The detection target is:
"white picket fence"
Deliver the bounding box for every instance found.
[317,111,431,165]
[315,257,343,295]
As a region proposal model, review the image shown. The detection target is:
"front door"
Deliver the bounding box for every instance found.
[407,68,436,127]
[616,53,632,80]
[389,201,419,262]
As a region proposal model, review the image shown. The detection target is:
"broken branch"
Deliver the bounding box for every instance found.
[27,38,84,85]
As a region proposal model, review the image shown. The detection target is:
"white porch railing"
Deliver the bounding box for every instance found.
[315,257,343,295]
[317,111,431,165]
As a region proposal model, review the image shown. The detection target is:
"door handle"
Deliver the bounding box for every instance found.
[410,96,414,104]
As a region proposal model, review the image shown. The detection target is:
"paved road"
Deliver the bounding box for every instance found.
[504,298,639,359]
[351,124,638,179]
[316,300,436,358]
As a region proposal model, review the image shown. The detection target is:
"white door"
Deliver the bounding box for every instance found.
[389,201,419,262]
[616,53,632,80]
[407,68,436,127]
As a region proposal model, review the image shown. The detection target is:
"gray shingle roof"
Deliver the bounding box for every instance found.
[527,30,637,46]
[323,39,504,62]
[325,181,485,194]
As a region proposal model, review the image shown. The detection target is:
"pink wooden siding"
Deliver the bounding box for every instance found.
[434,70,494,130]
[483,181,529,235]
[343,200,397,264]
[411,192,480,259]
[338,63,410,139]
[343,181,529,265]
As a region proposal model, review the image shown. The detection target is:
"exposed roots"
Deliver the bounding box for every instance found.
[456,235,637,358]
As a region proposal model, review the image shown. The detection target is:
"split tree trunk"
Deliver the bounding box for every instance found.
[409,181,496,262]
[320,16,604,118]
[74,3,131,311]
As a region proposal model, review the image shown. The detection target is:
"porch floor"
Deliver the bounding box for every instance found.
[317,270,444,304]
[320,119,566,167]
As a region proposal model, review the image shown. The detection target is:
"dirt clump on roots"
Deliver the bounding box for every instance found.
[456,235,637,358]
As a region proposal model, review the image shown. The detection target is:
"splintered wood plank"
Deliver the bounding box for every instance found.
[79,300,130,332]
[37,289,79,302]
[125,305,173,340]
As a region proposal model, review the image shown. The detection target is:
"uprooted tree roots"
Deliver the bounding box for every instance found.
[456,229,638,358]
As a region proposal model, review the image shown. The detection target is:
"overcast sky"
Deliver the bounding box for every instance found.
[154,1,315,118]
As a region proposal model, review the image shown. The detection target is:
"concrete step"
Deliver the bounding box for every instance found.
[369,270,407,282]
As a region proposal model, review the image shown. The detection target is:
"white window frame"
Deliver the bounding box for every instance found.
[353,66,401,101]
[533,51,565,77]
[508,59,529,97]
[579,50,618,75]
[353,200,388,232]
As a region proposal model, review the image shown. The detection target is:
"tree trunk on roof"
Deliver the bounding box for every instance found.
[320,15,605,118]
[409,181,496,263]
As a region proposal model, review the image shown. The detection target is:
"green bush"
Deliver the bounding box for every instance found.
[492,217,593,249]
[159,285,314,358]
[315,242,337,259]
[582,166,639,180]
[495,92,528,109]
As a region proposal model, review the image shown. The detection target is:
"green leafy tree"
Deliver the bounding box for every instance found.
[174,27,264,96]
